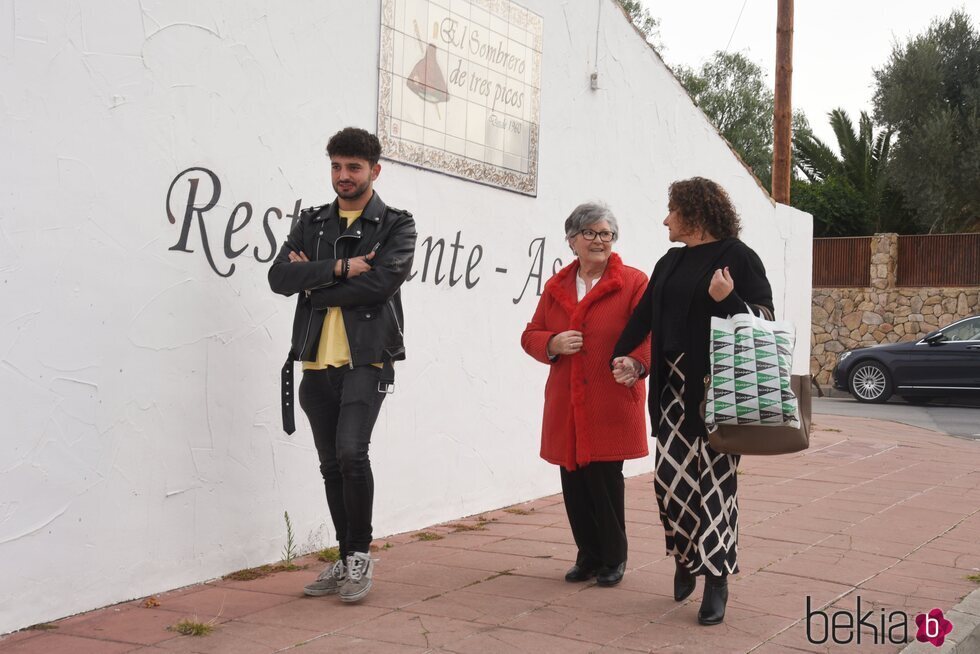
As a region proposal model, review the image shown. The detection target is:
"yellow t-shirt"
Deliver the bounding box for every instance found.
[303,210,382,370]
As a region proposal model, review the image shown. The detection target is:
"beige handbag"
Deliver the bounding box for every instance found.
[706,374,812,455]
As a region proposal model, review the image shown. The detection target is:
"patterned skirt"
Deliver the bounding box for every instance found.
[655,352,740,576]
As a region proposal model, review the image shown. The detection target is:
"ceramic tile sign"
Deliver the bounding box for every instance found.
[378,0,542,195]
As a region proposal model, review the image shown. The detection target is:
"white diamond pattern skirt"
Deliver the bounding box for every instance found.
[655,352,740,576]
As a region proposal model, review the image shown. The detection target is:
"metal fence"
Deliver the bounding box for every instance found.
[896,233,980,287]
[812,236,871,287]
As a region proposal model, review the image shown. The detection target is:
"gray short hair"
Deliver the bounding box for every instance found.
[564,202,619,241]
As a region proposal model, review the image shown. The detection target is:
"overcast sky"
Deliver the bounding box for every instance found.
[642,1,978,147]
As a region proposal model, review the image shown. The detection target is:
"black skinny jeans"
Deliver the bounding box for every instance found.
[299,365,386,558]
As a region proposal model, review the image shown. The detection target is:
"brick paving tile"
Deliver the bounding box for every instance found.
[859,571,974,605]
[474,520,549,538]
[764,619,907,653]
[338,611,486,649]
[149,586,294,621]
[402,588,545,625]
[500,603,651,645]
[55,606,185,647]
[0,633,141,653]
[482,509,567,527]
[475,535,577,560]
[827,587,942,615]
[513,525,577,545]
[153,620,322,654]
[211,564,316,597]
[235,598,388,633]
[819,533,917,559]
[499,554,574,581]
[420,531,507,550]
[723,572,851,619]
[762,546,900,586]
[0,631,43,650]
[464,571,587,603]
[610,614,778,653]
[281,634,426,653]
[438,626,597,654]
[349,580,441,610]
[554,586,675,618]
[425,548,531,573]
[378,562,497,591]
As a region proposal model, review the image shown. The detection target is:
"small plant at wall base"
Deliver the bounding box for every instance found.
[281,511,298,568]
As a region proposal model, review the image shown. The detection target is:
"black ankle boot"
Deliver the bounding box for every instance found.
[673,558,696,602]
[697,574,728,625]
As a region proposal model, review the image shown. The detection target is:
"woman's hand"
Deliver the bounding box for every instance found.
[709,266,735,302]
[612,356,641,387]
[547,330,583,356]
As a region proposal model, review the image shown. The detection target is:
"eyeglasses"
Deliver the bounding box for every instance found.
[577,229,617,242]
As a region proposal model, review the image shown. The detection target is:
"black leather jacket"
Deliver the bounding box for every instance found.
[268,192,417,367]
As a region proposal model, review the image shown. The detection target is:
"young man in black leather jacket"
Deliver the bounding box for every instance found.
[269,127,416,603]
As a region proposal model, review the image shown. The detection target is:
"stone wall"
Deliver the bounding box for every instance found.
[811,233,980,386]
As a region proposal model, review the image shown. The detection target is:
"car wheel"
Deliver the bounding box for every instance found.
[849,361,893,403]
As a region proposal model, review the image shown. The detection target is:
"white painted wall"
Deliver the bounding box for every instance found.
[0,0,812,633]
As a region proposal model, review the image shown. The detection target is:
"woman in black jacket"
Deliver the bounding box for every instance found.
[612,177,774,626]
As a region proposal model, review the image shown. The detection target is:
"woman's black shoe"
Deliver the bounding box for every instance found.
[596,562,626,587]
[674,558,696,602]
[697,574,729,625]
[564,564,598,582]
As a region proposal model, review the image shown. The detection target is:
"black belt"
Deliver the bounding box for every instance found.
[280,352,396,434]
[281,354,297,434]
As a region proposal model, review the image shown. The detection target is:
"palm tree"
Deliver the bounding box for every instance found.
[794,109,897,233]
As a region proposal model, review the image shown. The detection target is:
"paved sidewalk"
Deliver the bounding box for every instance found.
[3,415,980,653]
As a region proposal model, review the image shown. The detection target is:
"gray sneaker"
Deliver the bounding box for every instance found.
[339,552,374,603]
[303,559,347,596]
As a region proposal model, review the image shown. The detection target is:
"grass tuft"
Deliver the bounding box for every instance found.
[503,508,531,515]
[414,531,444,541]
[27,623,58,631]
[223,562,301,581]
[967,573,980,583]
[317,547,340,562]
[170,618,214,636]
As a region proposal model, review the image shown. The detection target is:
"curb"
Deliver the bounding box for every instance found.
[900,586,980,653]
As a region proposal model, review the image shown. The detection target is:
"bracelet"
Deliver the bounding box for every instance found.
[341,258,350,280]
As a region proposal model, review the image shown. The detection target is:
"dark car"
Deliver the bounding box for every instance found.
[832,315,980,403]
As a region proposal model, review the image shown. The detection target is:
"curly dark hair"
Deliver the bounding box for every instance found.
[326,127,382,166]
[668,177,741,239]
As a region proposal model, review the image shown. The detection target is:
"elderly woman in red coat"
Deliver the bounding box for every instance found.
[521,202,651,587]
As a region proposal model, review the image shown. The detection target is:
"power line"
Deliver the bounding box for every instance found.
[724,0,750,53]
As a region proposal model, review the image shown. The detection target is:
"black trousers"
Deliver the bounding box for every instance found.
[559,460,627,569]
[299,365,386,558]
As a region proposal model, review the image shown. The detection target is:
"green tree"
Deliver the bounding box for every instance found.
[873,10,980,233]
[676,52,775,187]
[616,0,663,52]
[792,109,915,236]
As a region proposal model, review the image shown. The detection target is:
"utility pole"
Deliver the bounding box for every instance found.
[771,0,794,204]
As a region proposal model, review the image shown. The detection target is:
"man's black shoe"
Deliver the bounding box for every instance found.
[564,564,598,582]
[596,562,625,587]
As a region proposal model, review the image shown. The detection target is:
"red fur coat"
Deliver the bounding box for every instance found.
[521,253,651,470]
